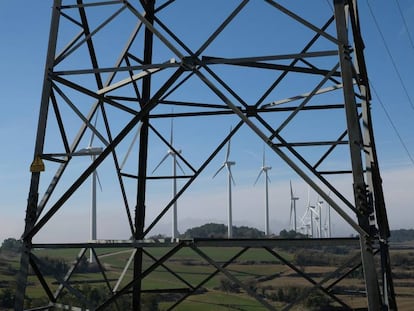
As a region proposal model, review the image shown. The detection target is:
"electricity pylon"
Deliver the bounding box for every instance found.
[15,1,397,310]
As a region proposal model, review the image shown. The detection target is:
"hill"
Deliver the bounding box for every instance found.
[181,223,265,239]
[390,228,414,243]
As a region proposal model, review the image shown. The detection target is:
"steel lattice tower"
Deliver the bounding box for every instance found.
[15,0,397,310]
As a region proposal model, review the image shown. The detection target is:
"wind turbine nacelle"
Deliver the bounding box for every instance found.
[227,161,236,165]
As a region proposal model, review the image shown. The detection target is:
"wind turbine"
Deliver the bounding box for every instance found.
[254,145,272,236]
[289,181,299,232]
[76,114,103,263]
[300,186,315,238]
[316,199,324,238]
[152,117,185,241]
[213,134,236,238]
[322,197,332,238]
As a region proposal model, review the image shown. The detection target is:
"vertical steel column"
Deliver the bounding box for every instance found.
[14,1,62,310]
[133,1,155,309]
[334,0,382,310]
[350,1,397,308]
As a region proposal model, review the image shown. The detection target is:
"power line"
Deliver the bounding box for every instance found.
[370,82,414,167]
[394,0,414,53]
[366,0,414,111]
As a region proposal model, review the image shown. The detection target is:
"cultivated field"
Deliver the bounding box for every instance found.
[1,242,413,310]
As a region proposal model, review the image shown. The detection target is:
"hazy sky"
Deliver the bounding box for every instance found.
[0,0,413,243]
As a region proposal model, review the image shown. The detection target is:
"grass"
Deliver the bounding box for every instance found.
[1,245,414,310]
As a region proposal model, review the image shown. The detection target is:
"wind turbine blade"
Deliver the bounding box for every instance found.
[225,138,231,161]
[176,160,185,174]
[120,122,142,170]
[228,166,236,186]
[267,175,271,184]
[151,153,170,174]
[290,180,293,199]
[212,164,225,178]
[253,170,263,186]
[262,144,265,167]
[95,170,103,192]
[88,112,99,148]
[170,116,174,146]
[289,202,293,225]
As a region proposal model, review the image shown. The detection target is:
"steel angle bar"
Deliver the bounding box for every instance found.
[36,21,144,222]
[263,247,352,311]
[153,17,194,56]
[270,130,358,214]
[60,1,123,9]
[54,248,88,300]
[142,248,195,290]
[251,107,358,214]
[190,245,276,311]
[55,30,85,65]
[287,253,361,309]
[273,62,341,135]
[25,67,185,241]
[300,57,342,85]
[313,128,349,170]
[192,237,359,248]
[204,59,341,77]
[95,242,185,310]
[35,100,102,221]
[202,66,249,108]
[50,90,71,154]
[112,249,135,293]
[31,252,93,309]
[78,1,105,92]
[56,60,178,76]
[273,140,348,147]
[255,15,335,108]
[166,246,250,311]
[195,0,249,56]
[156,99,230,110]
[97,59,178,94]
[52,75,138,115]
[51,84,109,146]
[90,248,115,293]
[325,251,369,291]
[28,255,55,302]
[154,0,175,14]
[203,51,338,66]
[265,0,339,44]
[60,11,83,28]
[123,0,184,59]
[149,123,196,173]
[193,67,366,236]
[264,83,344,108]
[55,4,127,65]
[143,122,243,236]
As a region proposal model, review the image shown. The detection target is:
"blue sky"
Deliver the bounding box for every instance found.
[0,1,413,243]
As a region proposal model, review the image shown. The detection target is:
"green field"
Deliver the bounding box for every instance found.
[1,244,413,310]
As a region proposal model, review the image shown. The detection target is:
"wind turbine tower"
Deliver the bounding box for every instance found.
[76,125,103,264]
[152,118,184,240]
[254,146,272,236]
[316,199,324,238]
[213,135,236,238]
[289,181,299,232]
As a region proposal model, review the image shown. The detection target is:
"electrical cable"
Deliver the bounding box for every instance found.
[394,0,414,53]
[370,82,414,167]
[366,0,414,111]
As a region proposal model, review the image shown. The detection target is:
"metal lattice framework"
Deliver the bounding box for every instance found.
[15,0,397,310]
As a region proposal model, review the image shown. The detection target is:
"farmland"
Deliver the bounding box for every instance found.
[1,237,414,310]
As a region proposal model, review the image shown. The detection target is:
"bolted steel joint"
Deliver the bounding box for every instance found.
[181,56,199,71]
